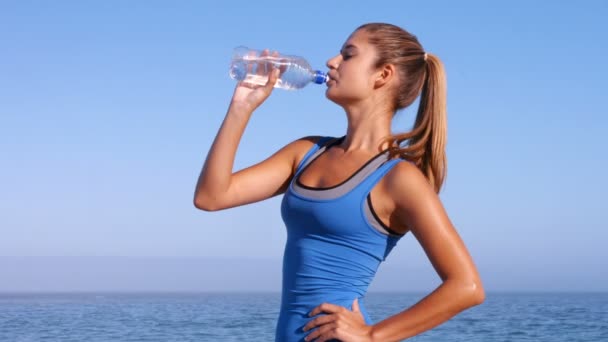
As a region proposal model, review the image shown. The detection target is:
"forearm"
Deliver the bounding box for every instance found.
[194,103,252,205]
[370,280,484,342]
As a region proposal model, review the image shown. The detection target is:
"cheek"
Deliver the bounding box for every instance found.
[347,73,374,95]
[343,66,374,89]
[325,67,373,101]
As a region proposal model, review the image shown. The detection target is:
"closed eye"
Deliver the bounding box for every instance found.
[340,44,357,61]
[341,52,353,60]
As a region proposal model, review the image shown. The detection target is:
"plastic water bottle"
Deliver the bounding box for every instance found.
[229,46,328,90]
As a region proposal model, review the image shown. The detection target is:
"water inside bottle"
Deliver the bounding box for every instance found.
[232,55,274,78]
[241,74,287,88]
[231,57,293,89]
[230,51,325,90]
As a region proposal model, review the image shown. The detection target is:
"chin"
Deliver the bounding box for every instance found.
[325,87,356,108]
[325,87,342,105]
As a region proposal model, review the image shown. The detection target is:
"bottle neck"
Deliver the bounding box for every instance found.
[313,70,328,84]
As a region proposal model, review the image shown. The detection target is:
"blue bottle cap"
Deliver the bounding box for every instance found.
[313,70,328,84]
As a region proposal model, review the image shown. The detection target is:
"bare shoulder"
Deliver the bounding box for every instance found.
[384,160,437,208]
[288,135,325,149]
[385,160,432,190]
[383,160,449,248]
[283,135,325,172]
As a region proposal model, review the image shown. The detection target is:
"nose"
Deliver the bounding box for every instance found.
[326,54,341,69]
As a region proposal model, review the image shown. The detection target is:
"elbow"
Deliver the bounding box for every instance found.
[462,280,486,307]
[193,194,222,212]
[470,282,486,306]
[193,199,211,211]
[448,279,485,309]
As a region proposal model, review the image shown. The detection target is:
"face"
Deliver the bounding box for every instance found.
[325,29,381,105]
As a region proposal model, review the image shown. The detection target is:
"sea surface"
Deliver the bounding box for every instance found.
[0,292,607,341]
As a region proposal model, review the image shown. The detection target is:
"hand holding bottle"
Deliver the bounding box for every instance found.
[230,46,327,90]
[229,49,282,113]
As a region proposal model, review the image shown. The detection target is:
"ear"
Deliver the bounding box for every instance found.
[374,64,396,88]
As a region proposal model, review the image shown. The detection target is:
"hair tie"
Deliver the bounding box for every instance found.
[423,52,428,62]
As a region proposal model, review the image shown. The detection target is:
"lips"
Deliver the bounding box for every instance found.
[327,71,338,82]
[326,72,337,86]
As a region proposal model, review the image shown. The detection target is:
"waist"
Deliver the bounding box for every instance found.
[281,287,365,306]
[275,293,373,341]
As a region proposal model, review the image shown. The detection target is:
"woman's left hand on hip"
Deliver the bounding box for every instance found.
[303,298,374,342]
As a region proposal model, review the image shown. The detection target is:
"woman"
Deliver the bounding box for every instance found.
[194,23,485,342]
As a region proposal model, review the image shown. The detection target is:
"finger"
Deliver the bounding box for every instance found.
[279,57,288,74]
[312,325,343,342]
[245,49,256,77]
[267,50,281,80]
[266,50,281,79]
[352,298,360,313]
[257,48,270,76]
[303,313,335,332]
[263,49,273,77]
[237,81,255,90]
[304,322,337,342]
[269,50,287,76]
[309,303,345,317]
[264,67,280,89]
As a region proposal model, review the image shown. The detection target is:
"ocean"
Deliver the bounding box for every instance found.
[0,292,606,341]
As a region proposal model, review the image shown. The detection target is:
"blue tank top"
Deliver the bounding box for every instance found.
[275,136,406,341]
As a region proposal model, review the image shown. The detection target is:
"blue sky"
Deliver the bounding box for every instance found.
[1,0,607,292]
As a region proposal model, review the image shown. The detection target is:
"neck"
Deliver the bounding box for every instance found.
[339,100,394,154]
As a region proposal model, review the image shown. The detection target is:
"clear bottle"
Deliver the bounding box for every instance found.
[229,46,327,90]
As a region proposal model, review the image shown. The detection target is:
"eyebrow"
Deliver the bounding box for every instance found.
[341,44,358,53]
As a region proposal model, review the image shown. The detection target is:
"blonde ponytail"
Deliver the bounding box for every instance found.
[358,23,448,193]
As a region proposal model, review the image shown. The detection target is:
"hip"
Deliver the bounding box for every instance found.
[275,295,372,342]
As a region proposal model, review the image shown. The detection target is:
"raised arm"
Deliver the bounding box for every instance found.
[193,52,320,211]
[194,130,320,211]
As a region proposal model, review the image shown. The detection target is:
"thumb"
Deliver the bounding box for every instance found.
[352,298,360,312]
[264,67,280,90]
